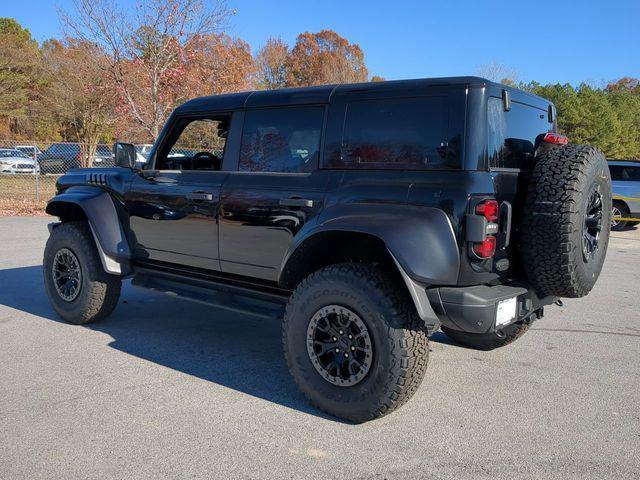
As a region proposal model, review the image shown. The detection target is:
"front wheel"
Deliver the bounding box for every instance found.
[43,221,121,324]
[441,321,530,351]
[282,263,429,423]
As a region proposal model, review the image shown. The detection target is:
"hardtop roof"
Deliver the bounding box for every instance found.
[174,76,552,113]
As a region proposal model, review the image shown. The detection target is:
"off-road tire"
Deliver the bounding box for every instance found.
[43,221,121,324]
[282,263,428,423]
[520,144,611,298]
[611,201,629,231]
[441,322,530,351]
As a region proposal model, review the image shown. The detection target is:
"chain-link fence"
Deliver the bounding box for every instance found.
[0,140,152,213]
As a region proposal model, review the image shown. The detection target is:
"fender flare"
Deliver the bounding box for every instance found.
[46,186,131,275]
[280,203,460,286]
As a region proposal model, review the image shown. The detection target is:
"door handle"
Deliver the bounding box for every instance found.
[279,197,313,208]
[186,191,213,201]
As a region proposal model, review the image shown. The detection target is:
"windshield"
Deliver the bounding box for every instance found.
[0,150,27,158]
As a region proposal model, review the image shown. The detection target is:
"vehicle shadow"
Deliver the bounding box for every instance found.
[0,265,340,422]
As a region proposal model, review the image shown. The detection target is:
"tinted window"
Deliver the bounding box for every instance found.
[48,144,78,154]
[328,97,452,170]
[239,106,324,173]
[488,97,551,169]
[610,165,640,181]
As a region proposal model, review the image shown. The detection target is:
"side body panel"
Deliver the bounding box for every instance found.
[125,170,227,271]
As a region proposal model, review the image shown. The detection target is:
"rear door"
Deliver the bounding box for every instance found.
[125,114,235,271]
[218,106,328,281]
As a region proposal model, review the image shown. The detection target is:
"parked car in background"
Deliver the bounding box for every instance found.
[0,148,40,174]
[38,143,114,173]
[91,144,115,168]
[14,145,43,157]
[135,144,153,159]
[609,160,640,230]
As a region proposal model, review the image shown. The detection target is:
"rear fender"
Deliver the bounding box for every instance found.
[282,203,460,285]
[46,186,131,275]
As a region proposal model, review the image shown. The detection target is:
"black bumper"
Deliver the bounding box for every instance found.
[426,284,555,334]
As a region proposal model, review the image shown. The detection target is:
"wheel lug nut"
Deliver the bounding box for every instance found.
[351,346,355,351]
[332,336,337,341]
[344,353,349,358]
[335,348,340,353]
[339,330,344,335]
[348,334,353,339]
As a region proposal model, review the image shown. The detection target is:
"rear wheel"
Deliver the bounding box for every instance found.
[611,201,629,231]
[441,322,530,351]
[282,263,428,423]
[43,222,121,324]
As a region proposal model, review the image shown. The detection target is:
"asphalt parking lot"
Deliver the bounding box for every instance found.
[0,216,638,479]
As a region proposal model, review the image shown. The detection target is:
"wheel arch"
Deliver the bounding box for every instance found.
[46,186,131,275]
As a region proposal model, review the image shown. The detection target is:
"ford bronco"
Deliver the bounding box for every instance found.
[43,77,612,422]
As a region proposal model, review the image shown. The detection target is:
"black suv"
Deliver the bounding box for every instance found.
[42,77,612,422]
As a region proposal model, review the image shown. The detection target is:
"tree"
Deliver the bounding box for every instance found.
[0,18,45,138]
[62,0,233,139]
[191,33,255,95]
[477,61,518,86]
[255,37,289,90]
[42,39,117,166]
[287,30,368,87]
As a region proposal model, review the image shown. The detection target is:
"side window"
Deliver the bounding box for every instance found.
[328,96,452,170]
[609,166,623,181]
[158,117,230,170]
[623,166,640,181]
[488,97,551,170]
[239,106,324,173]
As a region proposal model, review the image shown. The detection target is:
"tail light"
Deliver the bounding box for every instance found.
[475,199,499,222]
[473,235,497,258]
[543,132,569,145]
[469,199,500,259]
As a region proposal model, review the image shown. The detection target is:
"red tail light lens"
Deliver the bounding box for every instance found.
[475,200,499,222]
[472,236,497,259]
[543,132,569,145]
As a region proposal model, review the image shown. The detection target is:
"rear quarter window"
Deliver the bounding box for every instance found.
[488,97,552,170]
[326,96,456,170]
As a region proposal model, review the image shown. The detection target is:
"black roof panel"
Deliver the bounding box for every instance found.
[174,76,552,113]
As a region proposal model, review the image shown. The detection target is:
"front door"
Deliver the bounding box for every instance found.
[126,115,233,271]
[218,105,328,282]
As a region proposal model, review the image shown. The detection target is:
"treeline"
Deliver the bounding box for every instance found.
[523,79,640,159]
[0,0,638,160]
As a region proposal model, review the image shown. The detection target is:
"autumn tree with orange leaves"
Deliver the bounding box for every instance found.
[256,30,370,89]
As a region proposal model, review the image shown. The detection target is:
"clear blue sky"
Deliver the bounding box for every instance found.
[4,0,639,86]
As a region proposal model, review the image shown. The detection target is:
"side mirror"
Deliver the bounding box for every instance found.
[114,142,136,169]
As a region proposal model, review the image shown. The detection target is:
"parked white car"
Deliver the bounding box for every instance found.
[0,149,40,174]
[14,145,42,157]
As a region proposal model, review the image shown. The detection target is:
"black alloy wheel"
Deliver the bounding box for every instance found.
[306,304,373,387]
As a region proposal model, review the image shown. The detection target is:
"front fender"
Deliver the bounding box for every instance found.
[282,203,460,286]
[46,186,131,275]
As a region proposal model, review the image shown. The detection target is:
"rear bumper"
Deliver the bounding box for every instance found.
[426,284,555,334]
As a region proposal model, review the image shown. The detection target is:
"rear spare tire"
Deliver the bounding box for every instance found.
[520,144,611,298]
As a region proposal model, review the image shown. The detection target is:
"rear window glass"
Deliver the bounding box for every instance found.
[610,165,640,181]
[327,96,454,170]
[488,97,551,170]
